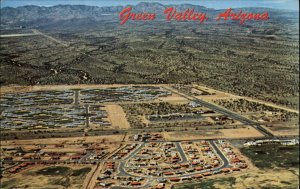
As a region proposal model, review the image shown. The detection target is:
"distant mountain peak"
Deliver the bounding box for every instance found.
[0,3,296,29]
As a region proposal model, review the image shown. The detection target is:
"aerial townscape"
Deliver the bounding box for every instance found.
[0,84,299,188]
[0,1,299,189]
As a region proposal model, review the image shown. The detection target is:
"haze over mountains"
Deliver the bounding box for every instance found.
[1,2,298,29]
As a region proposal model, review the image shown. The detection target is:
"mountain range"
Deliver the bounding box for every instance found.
[1,2,298,29]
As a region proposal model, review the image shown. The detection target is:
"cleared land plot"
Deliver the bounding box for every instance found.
[220,126,264,138]
[104,104,131,129]
[164,126,264,141]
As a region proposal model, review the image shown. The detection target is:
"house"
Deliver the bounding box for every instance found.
[130,181,141,186]
[203,172,212,176]
[231,167,240,171]
[192,174,203,179]
[162,166,171,170]
[222,168,231,173]
[148,167,157,171]
[169,177,180,182]
[19,163,28,167]
[195,166,203,171]
[181,163,189,168]
[163,172,174,176]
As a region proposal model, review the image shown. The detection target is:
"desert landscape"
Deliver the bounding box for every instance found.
[0,1,299,189]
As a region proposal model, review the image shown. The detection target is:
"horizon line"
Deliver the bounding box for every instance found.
[1,0,299,11]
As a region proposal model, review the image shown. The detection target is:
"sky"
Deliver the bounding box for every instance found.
[1,0,299,10]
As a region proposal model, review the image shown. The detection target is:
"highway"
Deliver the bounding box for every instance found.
[32,29,69,47]
[2,123,268,141]
[164,86,274,138]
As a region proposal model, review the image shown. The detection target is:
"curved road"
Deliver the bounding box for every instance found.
[175,142,188,163]
[114,141,231,188]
